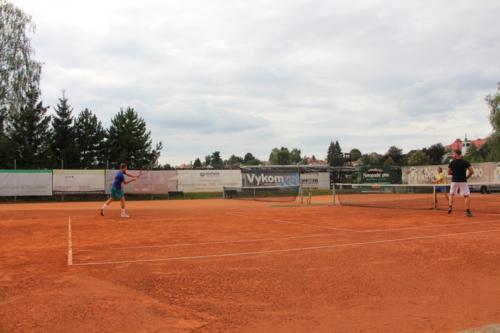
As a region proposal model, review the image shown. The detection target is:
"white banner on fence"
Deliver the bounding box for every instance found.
[496,162,500,182]
[177,170,241,192]
[106,170,177,194]
[402,162,499,184]
[300,172,330,189]
[0,170,53,196]
[53,169,105,192]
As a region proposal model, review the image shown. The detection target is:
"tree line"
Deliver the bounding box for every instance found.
[195,84,499,169]
[0,91,162,169]
[0,1,161,170]
[326,142,449,167]
[191,147,305,169]
[327,84,499,167]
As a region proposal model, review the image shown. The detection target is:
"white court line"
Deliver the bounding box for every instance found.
[270,218,358,232]
[228,212,500,234]
[67,216,73,266]
[226,212,358,233]
[75,233,334,252]
[72,227,500,266]
[75,218,500,253]
[358,218,500,233]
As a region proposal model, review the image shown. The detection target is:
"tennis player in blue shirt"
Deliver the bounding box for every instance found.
[101,163,140,218]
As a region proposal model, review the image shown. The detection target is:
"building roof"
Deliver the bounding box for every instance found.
[445,137,487,150]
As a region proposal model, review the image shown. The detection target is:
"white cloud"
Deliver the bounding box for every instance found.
[11,0,500,164]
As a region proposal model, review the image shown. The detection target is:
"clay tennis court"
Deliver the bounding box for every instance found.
[2,196,500,332]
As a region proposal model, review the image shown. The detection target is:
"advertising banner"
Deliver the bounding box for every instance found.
[358,166,398,183]
[402,162,499,184]
[242,170,300,187]
[177,170,241,192]
[53,169,105,192]
[300,172,330,189]
[496,162,500,182]
[0,170,52,196]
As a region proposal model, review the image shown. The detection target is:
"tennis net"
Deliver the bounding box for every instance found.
[333,183,500,214]
[223,185,301,202]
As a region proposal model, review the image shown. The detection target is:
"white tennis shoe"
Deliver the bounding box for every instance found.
[120,213,130,218]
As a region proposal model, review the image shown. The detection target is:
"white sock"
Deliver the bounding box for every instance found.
[121,209,126,214]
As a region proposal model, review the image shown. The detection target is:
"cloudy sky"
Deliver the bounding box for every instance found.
[12,0,500,165]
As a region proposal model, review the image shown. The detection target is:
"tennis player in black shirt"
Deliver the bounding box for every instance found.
[448,150,474,217]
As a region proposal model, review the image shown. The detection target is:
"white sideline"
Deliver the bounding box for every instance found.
[71,220,500,253]
[226,212,359,233]
[67,216,73,266]
[230,212,500,234]
[72,227,500,266]
[74,218,500,253]
[75,233,332,252]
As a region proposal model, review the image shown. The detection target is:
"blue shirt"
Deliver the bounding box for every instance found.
[112,171,125,190]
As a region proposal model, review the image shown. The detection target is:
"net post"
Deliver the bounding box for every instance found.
[332,183,336,206]
[432,185,437,209]
[222,186,225,199]
[298,186,303,204]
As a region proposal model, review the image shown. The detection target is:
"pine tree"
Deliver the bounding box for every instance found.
[210,151,223,169]
[74,108,106,168]
[6,88,51,168]
[51,91,77,168]
[327,141,343,166]
[193,158,202,168]
[243,152,260,165]
[106,107,162,169]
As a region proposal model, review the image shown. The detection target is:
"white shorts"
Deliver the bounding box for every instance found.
[450,182,470,196]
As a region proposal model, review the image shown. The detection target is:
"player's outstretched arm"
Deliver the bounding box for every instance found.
[124,170,141,179]
[123,177,137,185]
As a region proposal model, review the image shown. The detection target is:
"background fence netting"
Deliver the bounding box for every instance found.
[223,185,301,202]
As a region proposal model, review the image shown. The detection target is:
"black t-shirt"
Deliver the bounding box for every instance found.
[448,159,471,182]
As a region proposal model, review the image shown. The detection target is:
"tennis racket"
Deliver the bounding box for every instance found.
[135,166,150,179]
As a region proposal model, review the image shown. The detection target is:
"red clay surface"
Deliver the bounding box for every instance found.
[1,197,500,332]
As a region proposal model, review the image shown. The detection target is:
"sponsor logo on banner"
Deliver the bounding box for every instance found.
[177,170,241,192]
[199,171,221,177]
[359,166,399,183]
[243,172,299,187]
[300,172,330,189]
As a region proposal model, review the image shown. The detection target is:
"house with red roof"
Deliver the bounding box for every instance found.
[446,135,487,155]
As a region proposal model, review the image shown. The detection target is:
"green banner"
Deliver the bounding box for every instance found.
[0,170,52,174]
[358,166,399,183]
